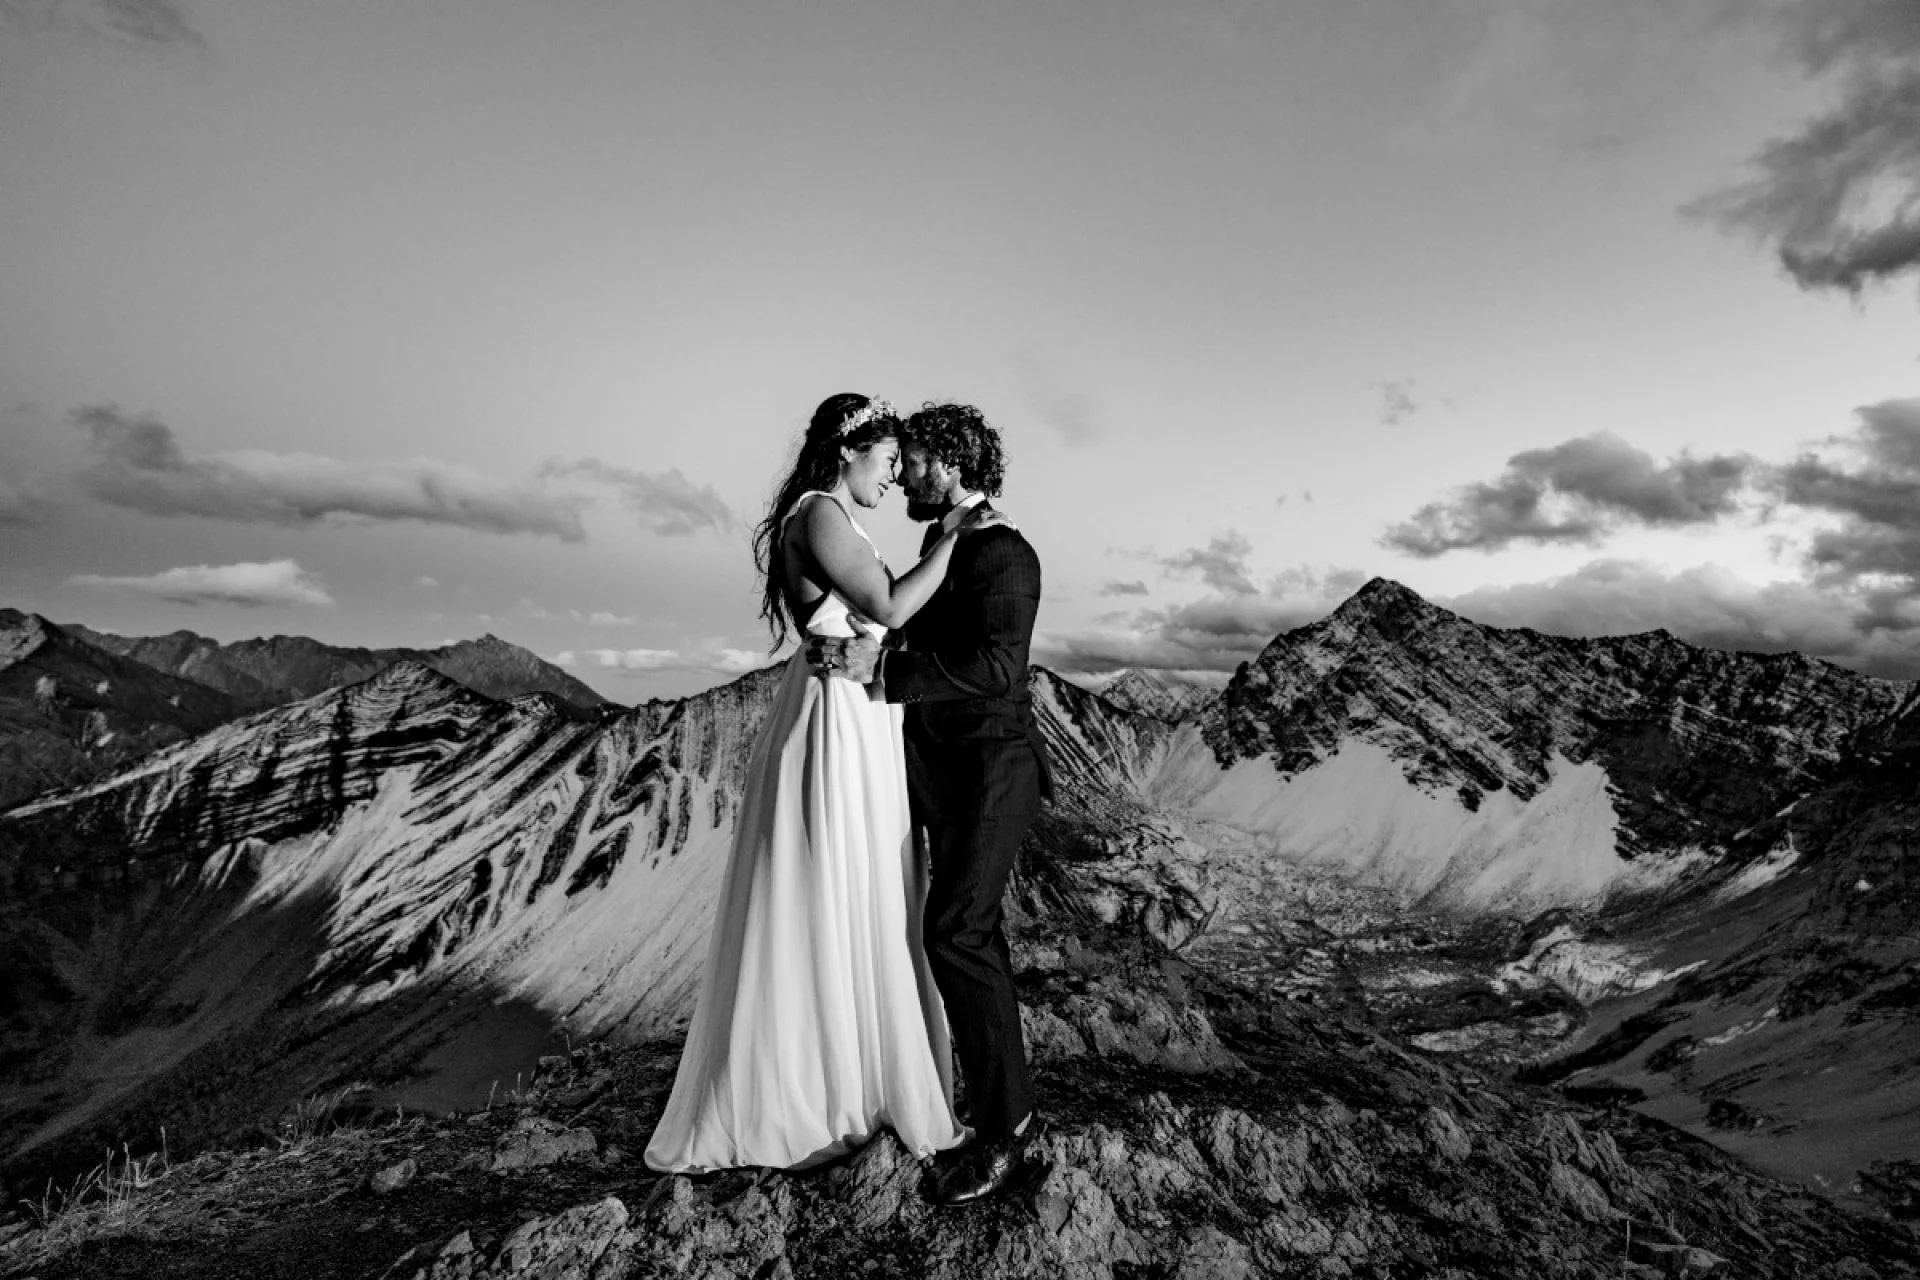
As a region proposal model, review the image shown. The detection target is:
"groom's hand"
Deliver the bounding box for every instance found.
[805,635,880,682]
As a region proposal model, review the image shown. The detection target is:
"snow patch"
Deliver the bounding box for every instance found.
[1500,928,1704,1003]
[1612,846,1711,895]
[1381,966,1461,991]
[1190,740,1630,909]
[1702,1009,1775,1047]
[1714,840,1801,903]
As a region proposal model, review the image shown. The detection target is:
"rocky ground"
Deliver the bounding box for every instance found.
[3,924,1914,1280]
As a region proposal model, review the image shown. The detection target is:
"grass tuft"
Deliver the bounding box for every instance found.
[275,1082,376,1148]
[16,1131,171,1243]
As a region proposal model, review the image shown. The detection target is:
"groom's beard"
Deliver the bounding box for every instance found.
[904,494,951,524]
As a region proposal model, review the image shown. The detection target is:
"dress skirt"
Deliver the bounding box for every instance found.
[644,646,965,1172]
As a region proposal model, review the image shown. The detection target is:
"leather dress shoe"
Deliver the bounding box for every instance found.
[929,1115,1045,1207]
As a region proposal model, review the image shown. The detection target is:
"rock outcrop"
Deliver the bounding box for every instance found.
[5,926,1914,1280]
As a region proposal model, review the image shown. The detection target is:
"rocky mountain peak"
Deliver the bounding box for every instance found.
[1330,575,1433,618]
[0,609,50,671]
[365,658,471,697]
[1097,668,1217,724]
[1201,578,1911,868]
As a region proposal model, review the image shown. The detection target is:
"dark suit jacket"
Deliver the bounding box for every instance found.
[882,505,1052,825]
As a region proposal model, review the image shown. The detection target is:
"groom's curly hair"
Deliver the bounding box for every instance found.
[901,403,1006,497]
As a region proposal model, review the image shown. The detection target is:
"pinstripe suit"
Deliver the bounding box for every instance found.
[883,502,1051,1140]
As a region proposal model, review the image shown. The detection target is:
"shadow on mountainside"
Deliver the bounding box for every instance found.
[0,835,574,1214]
[4,922,1916,1280]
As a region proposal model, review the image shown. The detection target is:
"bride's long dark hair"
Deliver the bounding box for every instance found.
[753,392,902,650]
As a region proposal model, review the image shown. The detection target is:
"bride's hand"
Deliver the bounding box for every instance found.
[957,507,1016,536]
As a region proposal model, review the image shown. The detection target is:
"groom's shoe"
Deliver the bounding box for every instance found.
[929,1114,1045,1208]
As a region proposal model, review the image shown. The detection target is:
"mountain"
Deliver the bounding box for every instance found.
[1093,668,1217,724]
[6,578,1920,1227]
[0,611,249,812]
[64,623,610,714]
[1184,576,1909,908]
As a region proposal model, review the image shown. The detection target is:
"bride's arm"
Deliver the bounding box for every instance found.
[800,496,958,629]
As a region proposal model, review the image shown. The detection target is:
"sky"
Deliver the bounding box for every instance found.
[3,0,1919,702]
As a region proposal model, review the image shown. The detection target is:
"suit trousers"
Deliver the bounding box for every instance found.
[923,809,1037,1141]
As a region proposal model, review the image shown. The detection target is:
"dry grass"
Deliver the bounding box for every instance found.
[16,1133,172,1249]
[274,1081,377,1149]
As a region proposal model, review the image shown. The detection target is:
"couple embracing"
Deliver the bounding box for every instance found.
[644,394,1051,1207]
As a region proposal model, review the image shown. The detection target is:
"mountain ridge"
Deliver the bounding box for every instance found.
[64,621,610,714]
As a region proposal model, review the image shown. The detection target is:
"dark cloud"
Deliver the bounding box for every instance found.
[1692,2,1920,292]
[1373,378,1421,427]
[543,458,733,537]
[1771,398,1920,590]
[1036,566,1366,676]
[1100,580,1149,597]
[1,0,204,47]
[1446,558,1920,680]
[73,405,588,540]
[69,558,334,608]
[1382,432,1755,557]
[1161,531,1257,595]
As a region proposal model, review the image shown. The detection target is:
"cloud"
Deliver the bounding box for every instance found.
[1036,566,1367,676]
[708,647,764,674]
[1373,378,1422,427]
[1382,432,1755,557]
[588,610,636,626]
[560,642,772,676]
[577,648,679,671]
[1161,532,1258,595]
[1445,558,1920,680]
[69,558,334,608]
[415,575,441,588]
[1,0,204,48]
[1099,580,1149,597]
[73,406,587,540]
[1770,398,1920,592]
[1692,1,1920,292]
[544,458,733,537]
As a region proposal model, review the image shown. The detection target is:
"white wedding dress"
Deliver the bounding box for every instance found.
[644,490,966,1172]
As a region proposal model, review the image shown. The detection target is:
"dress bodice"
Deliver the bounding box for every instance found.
[782,490,889,641]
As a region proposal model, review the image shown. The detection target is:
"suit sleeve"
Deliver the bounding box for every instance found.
[883,530,1039,704]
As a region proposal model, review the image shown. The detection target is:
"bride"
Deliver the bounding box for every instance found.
[644,392,1008,1173]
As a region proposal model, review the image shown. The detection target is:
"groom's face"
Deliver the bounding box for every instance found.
[899,443,952,523]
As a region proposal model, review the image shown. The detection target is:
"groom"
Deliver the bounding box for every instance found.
[808,401,1051,1207]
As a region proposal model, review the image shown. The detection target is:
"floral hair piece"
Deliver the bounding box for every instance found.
[839,398,895,436]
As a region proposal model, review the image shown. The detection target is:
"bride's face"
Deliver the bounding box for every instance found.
[840,437,901,508]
